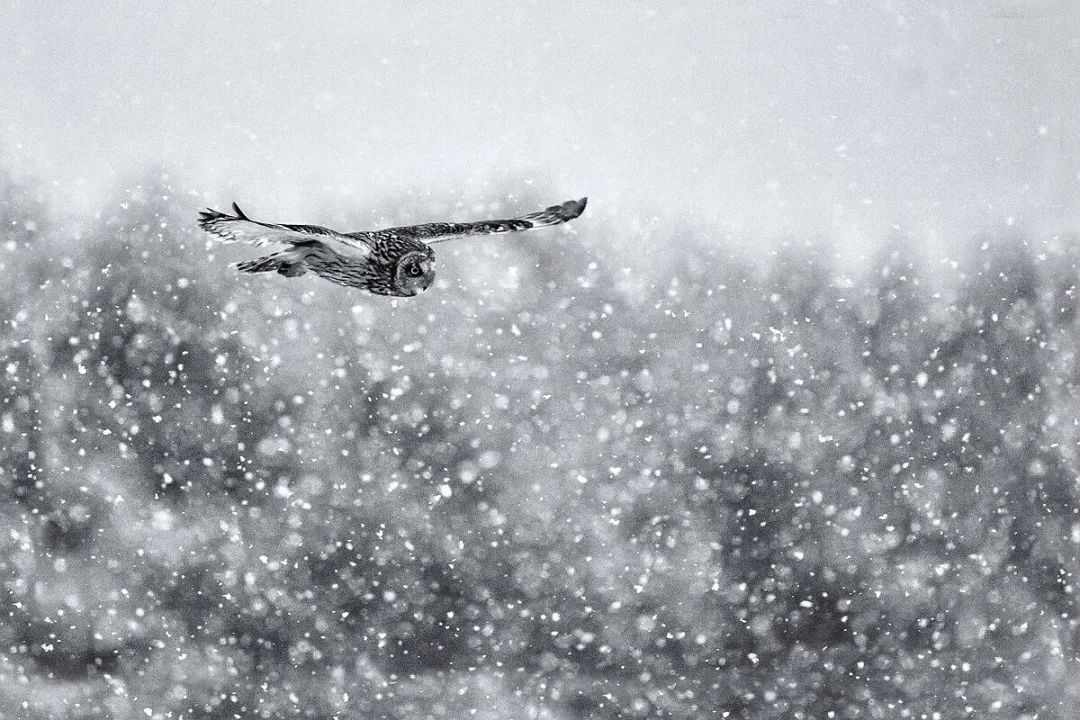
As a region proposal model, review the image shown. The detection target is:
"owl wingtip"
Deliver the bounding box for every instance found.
[198,207,224,226]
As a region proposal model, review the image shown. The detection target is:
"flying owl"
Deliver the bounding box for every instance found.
[197,197,587,297]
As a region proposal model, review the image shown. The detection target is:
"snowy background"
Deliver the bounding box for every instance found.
[2,2,1080,718]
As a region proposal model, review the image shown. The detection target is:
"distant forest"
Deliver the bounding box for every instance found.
[2,168,1079,719]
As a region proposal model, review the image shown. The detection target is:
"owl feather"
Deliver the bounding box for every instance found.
[197,197,587,297]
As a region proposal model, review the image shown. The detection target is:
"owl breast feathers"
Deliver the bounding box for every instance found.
[197,197,586,297]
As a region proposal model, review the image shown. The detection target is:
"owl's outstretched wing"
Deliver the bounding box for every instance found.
[379,197,587,245]
[198,203,371,257]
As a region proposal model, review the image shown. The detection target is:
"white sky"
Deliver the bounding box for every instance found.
[1,1,1078,251]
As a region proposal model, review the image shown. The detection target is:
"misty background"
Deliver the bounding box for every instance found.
[3,1,1079,249]
[3,2,1080,719]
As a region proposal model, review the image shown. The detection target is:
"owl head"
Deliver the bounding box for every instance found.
[393,250,435,296]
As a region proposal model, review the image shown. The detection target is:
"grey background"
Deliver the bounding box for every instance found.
[2,1,1078,247]
[2,2,1080,719]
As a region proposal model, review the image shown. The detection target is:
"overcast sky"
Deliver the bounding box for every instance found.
[1,1,1077,251]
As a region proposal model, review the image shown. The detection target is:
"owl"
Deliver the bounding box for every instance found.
[197,197,587,297]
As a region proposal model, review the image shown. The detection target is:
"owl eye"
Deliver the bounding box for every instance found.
[405,263,424,278]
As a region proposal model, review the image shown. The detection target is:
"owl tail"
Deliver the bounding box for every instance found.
[234,250,308,277]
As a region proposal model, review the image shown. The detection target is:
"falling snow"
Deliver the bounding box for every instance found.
[1,171,1079,719]
[2,2,1080,716]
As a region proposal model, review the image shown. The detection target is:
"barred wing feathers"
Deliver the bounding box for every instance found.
[383,197,587,244]
[198,203,371,257]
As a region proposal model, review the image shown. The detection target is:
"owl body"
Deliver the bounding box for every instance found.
[197,198,586,297]
[300,233,434,296]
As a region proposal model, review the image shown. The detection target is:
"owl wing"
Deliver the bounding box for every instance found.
[378,197,587,245]
[198,203,372,258]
